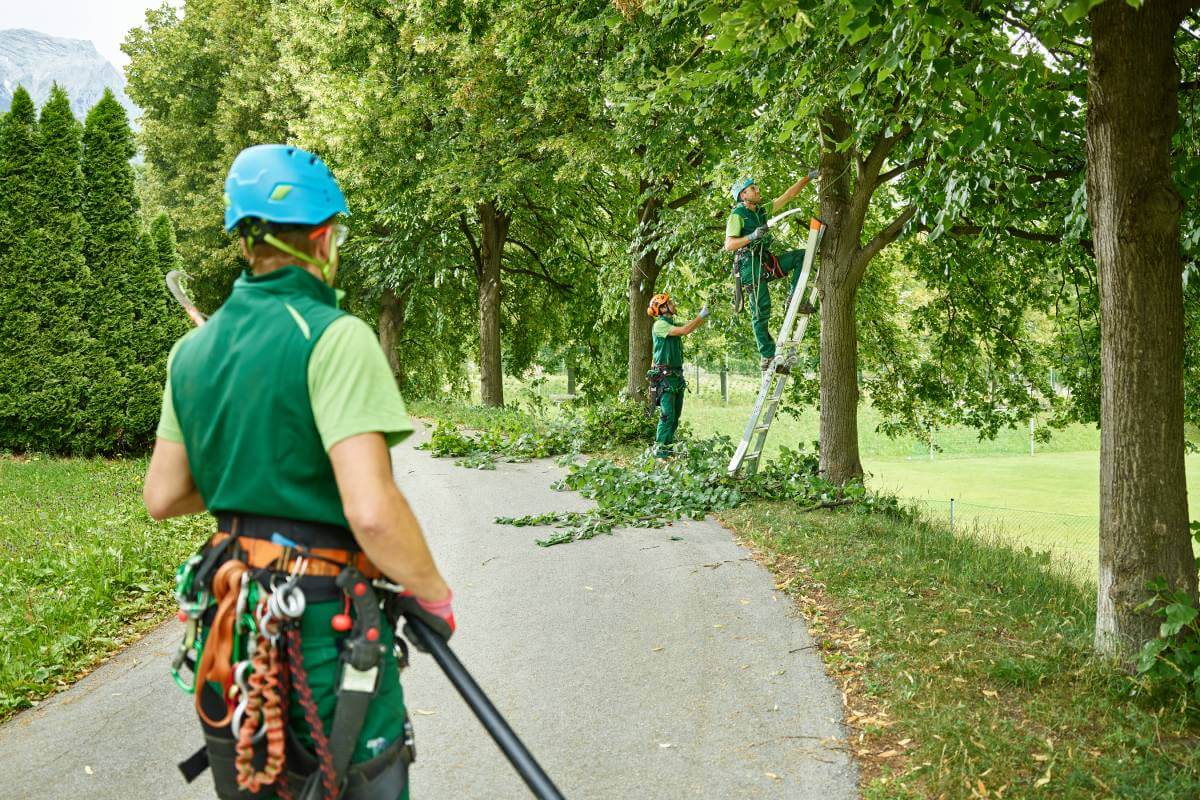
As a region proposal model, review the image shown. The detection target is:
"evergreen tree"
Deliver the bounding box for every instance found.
[81,88,158,450]
[28,85,105,452]
[0,88,45,450]
[150,213,189,343]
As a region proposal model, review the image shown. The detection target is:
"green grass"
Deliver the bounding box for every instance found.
[0,456,209,719]
[720,501,1200,799]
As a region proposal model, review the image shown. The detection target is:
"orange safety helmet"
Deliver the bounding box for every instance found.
[646,292,672,318]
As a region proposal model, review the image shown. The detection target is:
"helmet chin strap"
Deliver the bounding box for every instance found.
[261,232,335,284]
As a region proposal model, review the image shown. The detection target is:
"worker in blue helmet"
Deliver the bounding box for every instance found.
[145,144,454,799]
[725,170,819,373]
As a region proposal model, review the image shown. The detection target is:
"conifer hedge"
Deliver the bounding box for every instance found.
[0,86,183,455]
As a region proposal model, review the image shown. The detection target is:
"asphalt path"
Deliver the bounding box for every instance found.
[0,424,857,799]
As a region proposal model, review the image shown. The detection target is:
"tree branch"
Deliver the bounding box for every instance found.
[666,186,705,210]
[499,263,572,295]
[855,204,917,277]
[875,156,928,188]
[457,213,482,280]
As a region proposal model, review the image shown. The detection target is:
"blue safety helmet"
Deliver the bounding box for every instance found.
[223,144,348,232]
[730,177,754,205]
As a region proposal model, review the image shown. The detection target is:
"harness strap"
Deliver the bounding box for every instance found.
[195,559,248,727]
[210,532,382,579]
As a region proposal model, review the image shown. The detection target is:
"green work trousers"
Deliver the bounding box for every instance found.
[655,376,685,457]
[289,599,409,786]
[738,247,807,359]
[200,596,410,800]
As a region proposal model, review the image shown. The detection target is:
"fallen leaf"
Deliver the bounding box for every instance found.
[659,742,673,748]
[651,646,664,652]
[740,664,749,670]
[878,749,899,758]
[765,772,780,780]
[584,586,594,591]
[84,766,93,776]
[739,599,751,605]
[413,709,437,716]
[898,738,912,747]
[982,689,998,699]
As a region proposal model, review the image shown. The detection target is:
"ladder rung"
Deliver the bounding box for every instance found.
[753,424,770,433]
[742,452,760,461]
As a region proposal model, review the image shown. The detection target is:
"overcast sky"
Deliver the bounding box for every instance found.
[1,0,181,68]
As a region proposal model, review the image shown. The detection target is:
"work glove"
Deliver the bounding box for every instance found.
[397,589,456,652]
[746,224,769,243]
[698,306,710,320]
[807,167,819,180]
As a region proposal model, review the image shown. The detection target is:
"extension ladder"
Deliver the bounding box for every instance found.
[727,217,826,477]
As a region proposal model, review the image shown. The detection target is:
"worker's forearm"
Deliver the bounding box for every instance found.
[350,486,450,602]
[775,175,811,209]
[725,235,752,251]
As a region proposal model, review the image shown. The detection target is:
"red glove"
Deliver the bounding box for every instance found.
[398,589,455,652]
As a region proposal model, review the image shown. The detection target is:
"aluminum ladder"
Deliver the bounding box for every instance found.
[727,217,826,477]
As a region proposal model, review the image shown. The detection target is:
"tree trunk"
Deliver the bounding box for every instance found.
[816,113,865,484]
[1087,0,1198,659]
[378,286,407,391]
[625,187,663,400]
[477,201,510,407]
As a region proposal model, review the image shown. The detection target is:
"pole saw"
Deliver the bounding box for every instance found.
[164,272,567,800]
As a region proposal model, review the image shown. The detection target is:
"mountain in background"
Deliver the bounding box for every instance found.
[0,28,138,122]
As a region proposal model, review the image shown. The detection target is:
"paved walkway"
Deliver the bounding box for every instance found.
[0,425,857,799]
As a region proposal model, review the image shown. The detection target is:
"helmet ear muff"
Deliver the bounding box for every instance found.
[647,292,671,318]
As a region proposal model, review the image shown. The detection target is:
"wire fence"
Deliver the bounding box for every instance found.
[908,497,1099,572]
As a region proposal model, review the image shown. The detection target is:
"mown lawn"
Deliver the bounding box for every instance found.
[720,501,1200,799]
[0,456,209,719]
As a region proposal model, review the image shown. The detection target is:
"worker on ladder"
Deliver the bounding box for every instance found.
[725,171,818,374]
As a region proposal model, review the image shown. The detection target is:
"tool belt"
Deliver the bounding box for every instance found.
[646,364,683,413]
[172,513,411,800]
[733,246,785,280]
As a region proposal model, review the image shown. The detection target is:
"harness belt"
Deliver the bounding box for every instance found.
[174,515,405,800]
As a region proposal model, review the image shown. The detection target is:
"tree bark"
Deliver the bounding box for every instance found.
[625,185,663,400]
[477,201,510,407]
[378,285,408,391]
[1087,0,1198,659]
[816,112,866,484]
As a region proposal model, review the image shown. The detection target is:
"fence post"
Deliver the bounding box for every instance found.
[928,426,935,461]
[1029,417,1035,456]
[720,360,728,405]
[566,364,576,397]
[949,498,955,534]
[695,362,701,394]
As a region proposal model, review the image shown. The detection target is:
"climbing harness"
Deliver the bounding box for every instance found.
[171,516,414,800]
[646,364,685,417]
[728,217,826,477]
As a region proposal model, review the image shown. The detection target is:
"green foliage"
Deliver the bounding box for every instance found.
[0,85,180,455]
[1135,523,1200,706]
[0,86,110,454]
[494,430,902,546]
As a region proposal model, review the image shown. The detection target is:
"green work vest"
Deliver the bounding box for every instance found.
[171,266,349,528]
[732,202,774,253]
[652,316,684,370]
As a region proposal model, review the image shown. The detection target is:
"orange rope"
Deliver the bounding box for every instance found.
[235,606,287,792]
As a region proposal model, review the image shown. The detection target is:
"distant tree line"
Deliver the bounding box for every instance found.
[0,85,186,455]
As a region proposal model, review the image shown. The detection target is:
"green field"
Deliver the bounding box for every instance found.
[438,368,1200,573]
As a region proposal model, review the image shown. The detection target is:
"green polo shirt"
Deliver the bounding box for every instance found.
[156,314,413,452]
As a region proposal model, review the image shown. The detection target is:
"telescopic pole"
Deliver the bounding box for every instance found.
[404,617,566,800]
